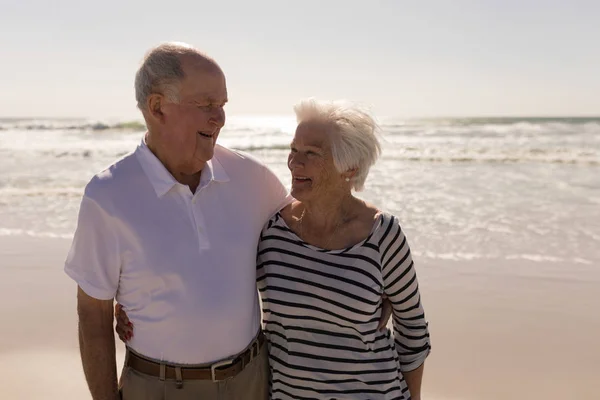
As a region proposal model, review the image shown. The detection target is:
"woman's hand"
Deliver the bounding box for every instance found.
[377,294,393,331]
[114,303,134,342]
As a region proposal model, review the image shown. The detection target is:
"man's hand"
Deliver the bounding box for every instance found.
[77,287,120,400]
[377,294,393,331]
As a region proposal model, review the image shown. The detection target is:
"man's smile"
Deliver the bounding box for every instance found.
[197,131,214,139]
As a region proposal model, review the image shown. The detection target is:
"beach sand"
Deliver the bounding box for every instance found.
[1,235,598,399]
[0,236,127,399]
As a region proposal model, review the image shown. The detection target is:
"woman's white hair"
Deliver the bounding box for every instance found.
[294,98,382,191]
[134,42,201,110]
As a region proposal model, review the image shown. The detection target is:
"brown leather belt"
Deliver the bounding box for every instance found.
[125,331,265,382]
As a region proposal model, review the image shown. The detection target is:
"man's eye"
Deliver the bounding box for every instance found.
[290,148,297,153]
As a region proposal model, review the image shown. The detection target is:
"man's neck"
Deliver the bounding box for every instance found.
[145,132,204,194]
[177,171,203,194]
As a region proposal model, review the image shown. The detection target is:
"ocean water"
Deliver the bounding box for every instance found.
[1,116,599,268]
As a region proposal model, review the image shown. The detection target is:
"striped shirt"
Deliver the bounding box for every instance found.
[257,212,431,400]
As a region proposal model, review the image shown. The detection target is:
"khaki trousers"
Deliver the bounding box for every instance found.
[119,344,269,400]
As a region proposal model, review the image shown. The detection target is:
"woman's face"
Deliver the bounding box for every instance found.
[288,121,346,202]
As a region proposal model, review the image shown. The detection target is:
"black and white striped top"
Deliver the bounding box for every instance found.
[256,211,431,400]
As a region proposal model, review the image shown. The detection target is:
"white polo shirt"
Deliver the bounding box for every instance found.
[65,138,290,364]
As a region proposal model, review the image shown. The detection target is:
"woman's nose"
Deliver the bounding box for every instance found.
[288,154,303,169]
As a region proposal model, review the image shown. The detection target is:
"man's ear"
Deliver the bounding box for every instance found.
[146,94,165,124]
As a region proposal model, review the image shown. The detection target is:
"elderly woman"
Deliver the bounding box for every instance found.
[117,99,431,400]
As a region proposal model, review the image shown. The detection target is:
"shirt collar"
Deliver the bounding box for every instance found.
[135,136,230,198]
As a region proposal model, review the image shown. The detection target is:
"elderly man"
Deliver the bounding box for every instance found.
[65,42,289,399]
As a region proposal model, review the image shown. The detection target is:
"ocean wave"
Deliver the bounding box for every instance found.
[3,116,599,136]
[37,149,130,159]
[396,155,599,165]
[387,250,595,264]
[380,119,600,138]
[2,117,598,166]
[232,144,291,152]
[0,119,146,132]
[383,117,600,127]
[23,145,598,165]
[31,145,290,158]
[382,145,599,165]
[0,187,83,198]
[0,228,72,239]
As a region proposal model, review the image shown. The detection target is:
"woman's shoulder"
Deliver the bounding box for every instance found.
[377,210,401,226]
[361,201,382,221]
[351,201,381,236]
[278,201,294,217]
[361,200,402,227]
[261,201,299,232]
[371,209,409,242]
[278,200,304,224]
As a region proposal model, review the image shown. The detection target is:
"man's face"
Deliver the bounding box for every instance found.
[159,58,228,174]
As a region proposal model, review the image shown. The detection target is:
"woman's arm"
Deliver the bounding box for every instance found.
[402,363,425,400]
[379,215,431,398]
[114,303,133,342]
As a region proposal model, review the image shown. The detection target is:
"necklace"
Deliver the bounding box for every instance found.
[297,207,346,250]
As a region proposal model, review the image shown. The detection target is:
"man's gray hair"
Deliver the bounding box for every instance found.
[294,98,382,191]
[134,42,200,110]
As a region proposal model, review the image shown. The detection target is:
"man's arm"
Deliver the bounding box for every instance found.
[77,286,120,400]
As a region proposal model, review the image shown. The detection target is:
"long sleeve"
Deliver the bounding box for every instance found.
[379,214,431,372]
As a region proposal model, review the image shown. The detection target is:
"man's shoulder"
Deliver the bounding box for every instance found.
[83,151,140,202]
[214,144,289,204]
[214,144,274,176]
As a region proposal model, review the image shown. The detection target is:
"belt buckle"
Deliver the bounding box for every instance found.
[210,358,234,382]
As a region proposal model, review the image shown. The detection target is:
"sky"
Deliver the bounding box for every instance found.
[1,0,599,119]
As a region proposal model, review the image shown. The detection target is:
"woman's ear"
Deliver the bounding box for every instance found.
[342,168,358,182]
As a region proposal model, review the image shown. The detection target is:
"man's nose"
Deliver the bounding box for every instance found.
[210,107,226,127]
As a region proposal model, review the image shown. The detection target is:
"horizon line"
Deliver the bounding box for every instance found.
[2,114,600,121]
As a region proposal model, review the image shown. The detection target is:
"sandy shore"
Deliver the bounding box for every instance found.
[0,236,127,399]
[0,235,598,399]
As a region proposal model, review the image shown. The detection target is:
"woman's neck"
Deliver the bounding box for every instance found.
[299,192,358,230]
